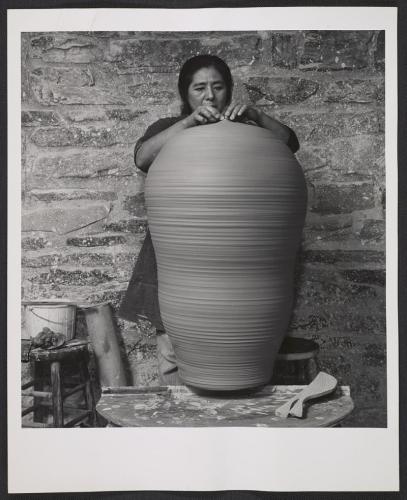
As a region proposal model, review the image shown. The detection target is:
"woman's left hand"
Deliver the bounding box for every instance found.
[222,103,260,122]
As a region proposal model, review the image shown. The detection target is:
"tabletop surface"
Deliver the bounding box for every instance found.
[96,384,354,428]
[21,339,89,362]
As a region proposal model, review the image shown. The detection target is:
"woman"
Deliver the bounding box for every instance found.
[119,55,299,384]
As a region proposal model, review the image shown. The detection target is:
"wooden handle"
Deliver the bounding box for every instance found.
[275,394,300,418]
[289,372,337,418]
[275,372,337,419]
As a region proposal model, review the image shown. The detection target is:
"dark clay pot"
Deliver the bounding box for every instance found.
[145,120,307,391]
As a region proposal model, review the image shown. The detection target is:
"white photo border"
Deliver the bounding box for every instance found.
[8,7,399,493]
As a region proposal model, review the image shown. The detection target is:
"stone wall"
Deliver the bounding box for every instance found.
[21,31,386,426]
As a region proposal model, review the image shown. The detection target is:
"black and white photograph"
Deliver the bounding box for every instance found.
[7,6,399,494]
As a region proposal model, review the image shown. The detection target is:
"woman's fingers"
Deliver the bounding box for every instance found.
[195,105,221,124]
[230,104,247,121]
[203,105,221,121]
[223,103,247,121]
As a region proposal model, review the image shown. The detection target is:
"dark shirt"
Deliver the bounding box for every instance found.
[118,116,300,328]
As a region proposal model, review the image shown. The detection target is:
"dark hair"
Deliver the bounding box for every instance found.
[178,55,233,115]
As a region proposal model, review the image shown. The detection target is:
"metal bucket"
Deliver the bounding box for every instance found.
[22,301,77,340]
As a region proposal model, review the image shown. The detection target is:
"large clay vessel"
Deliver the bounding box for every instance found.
[145,120,307,391]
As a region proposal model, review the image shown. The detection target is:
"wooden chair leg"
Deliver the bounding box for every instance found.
[79,355,96,426]
[50,360,64,427]
[33,361,48,424]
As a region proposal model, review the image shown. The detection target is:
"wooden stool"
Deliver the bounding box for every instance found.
[274,336,320,384]
[21,340,96,428]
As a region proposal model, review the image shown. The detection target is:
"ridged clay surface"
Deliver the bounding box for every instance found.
[145,120,307,391]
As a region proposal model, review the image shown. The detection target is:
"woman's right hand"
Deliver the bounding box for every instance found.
[183,105,222,127]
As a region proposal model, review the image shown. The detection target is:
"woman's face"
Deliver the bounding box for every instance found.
[187,66,228,114]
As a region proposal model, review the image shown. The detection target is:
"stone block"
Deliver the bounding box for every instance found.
[104,219,147,233]
[21,110,61,127]
[123,193,147,217]
[126,81,177,105]
[299,31,375,71]
[22,253,62,268]
[374,31,385,71]
[323,78,384,103]
[277,110,383,146]
[106,108,148,121]
[106,35,262,70]
[360,219,385,242]
[30,64,107,87]
[317,355,386,406]
[290,309,386,336]
[67,234,126,247]
[30,65,135,106]
[341,269,385,287]
[84,289,126,309]
[33,150,135,179]
[30,33,104,63]
[363,343,386,367]
[302,249,385,266]
[31,122,147,148]
[34,86,133,106]
[22,236,47,250]
[62,109,109,123]
[305,212,353,231]
[22,205,111,234]
[302,135,385,181]
[106,38,200,68]
[310,182,376,214]
[22,250,138,269]
[29,189,117,202]
[244,77,319,105]
[312,333,386,351]
[303,227,355,246]
[30,126,116,148]
[294,264,385,309]
[30,268,114,286]
[21,34,31,102]
[259,32,301,68]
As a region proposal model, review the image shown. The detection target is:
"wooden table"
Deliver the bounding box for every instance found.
[96,385,354,428]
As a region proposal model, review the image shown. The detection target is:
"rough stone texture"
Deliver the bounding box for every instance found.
[360,219,385,242]
[22,248,138,269]
[104,218,147,234]
[106,35,262,70]
[28,189,117,202]
[21,31,385,426]
[22,205,111,234]
[30,268,115,286]
[245,77,319,104]
[22,236,48,250]
[300,31,376,71]
[66,234,126,247]
[297,135,385,182]
[123,193,146,217]
[22,110,61,126]
[30,33,105,63]
[258,32,302,69]
[276,110,384,144]
[310,182,376,214]
[323,78,384,103]
[31,150,135,181]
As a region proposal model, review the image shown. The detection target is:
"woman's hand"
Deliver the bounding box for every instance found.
[183,105,222,127]
[222,103,261,123]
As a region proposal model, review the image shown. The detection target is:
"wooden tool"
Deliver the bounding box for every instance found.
[275,372,337,418]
